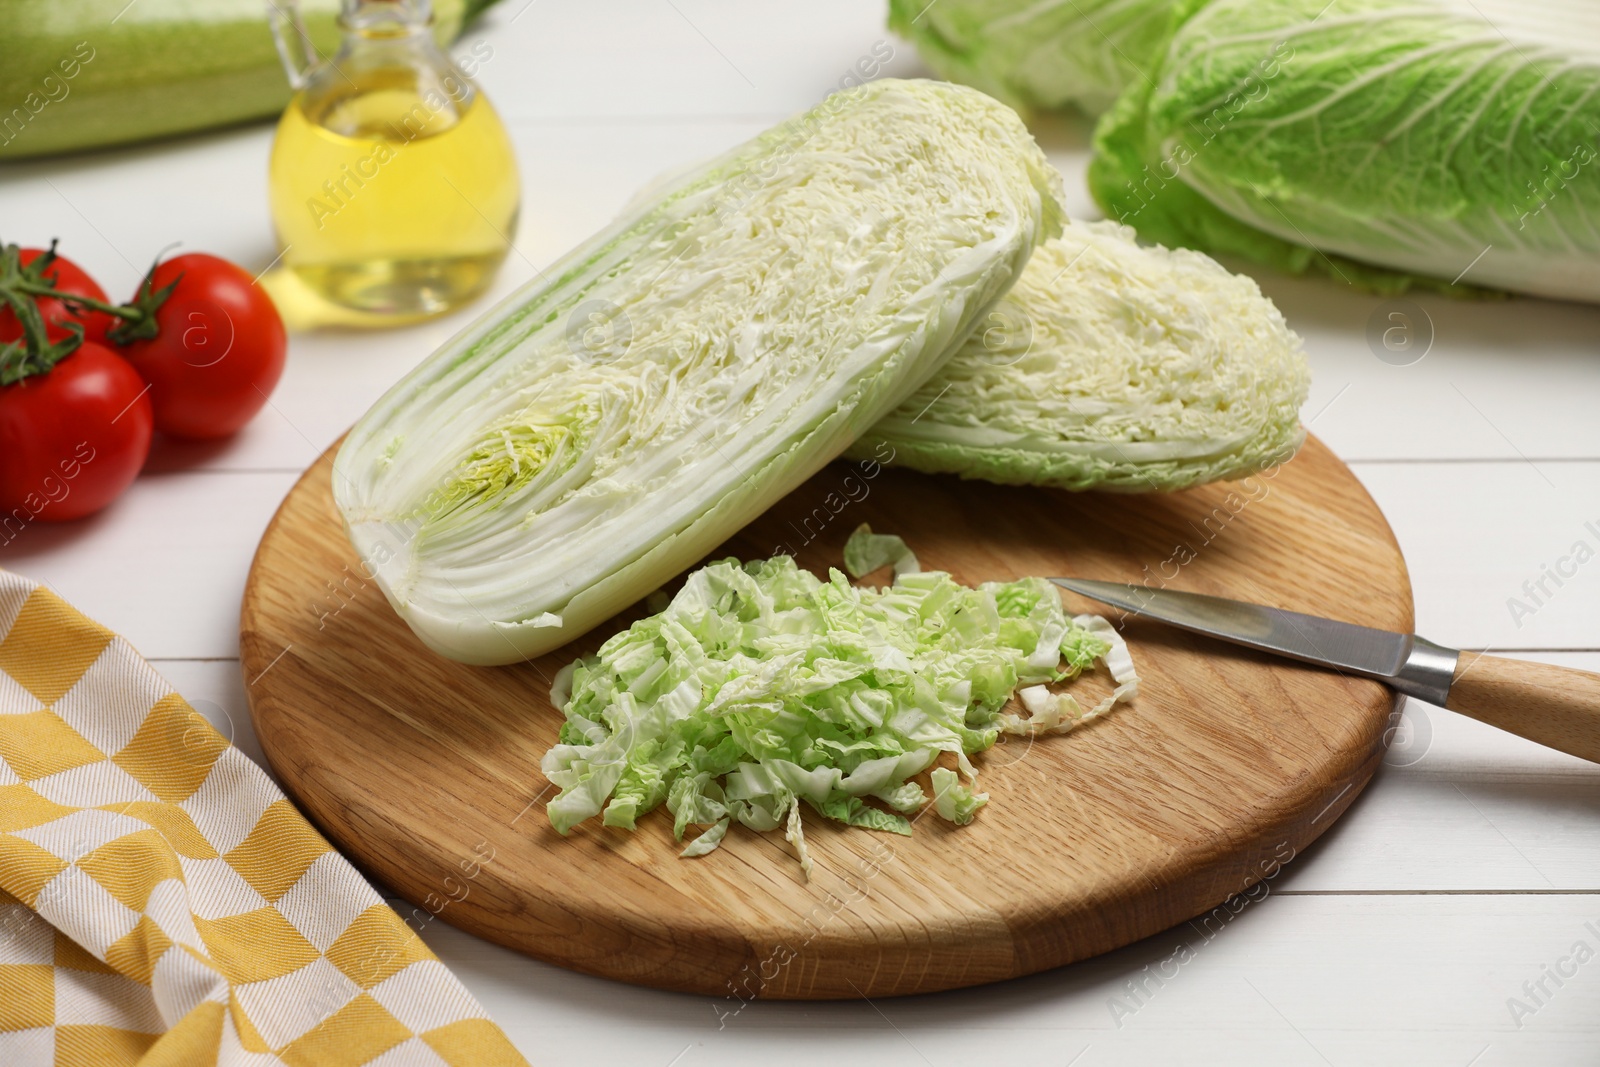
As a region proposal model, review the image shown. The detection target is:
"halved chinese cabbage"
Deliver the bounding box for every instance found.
[854,219,1309,491]
[334,79,1062,664]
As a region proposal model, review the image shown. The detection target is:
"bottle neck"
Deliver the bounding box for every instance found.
[339,0,434,38]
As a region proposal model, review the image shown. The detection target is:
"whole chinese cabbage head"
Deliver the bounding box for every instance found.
[1090,0,1600,301]
[888,0,1180,117]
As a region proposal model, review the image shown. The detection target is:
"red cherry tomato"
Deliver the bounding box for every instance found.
[117,254,286,440]
[0,249,115,346]
[0,343,152,522]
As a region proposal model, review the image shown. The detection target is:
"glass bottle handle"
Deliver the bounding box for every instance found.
[267,0,317,89]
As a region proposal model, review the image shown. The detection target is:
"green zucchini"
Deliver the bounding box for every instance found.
[0,0,500,160]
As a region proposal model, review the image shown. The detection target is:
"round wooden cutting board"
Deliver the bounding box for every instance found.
[240,435,1410,999]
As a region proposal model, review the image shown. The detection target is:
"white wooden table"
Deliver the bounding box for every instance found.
[4,3,1599,1064]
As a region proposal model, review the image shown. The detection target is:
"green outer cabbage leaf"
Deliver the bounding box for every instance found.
[887,0,1182,118]
[854,220,1309,491]
[542,527,1139,875]
[1090,0,1600,301]
[334,80,1062,664]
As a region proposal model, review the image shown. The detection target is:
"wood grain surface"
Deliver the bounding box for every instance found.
[239,434,1412,999]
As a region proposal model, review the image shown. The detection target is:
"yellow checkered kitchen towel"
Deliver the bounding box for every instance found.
[0,571,529,1067]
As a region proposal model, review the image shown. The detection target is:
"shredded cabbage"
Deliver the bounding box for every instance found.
[335,79,1061,664]
[541,528,1138,875]
[841,523,922,578]
[931,767,989,826]
[856,220,1309,491]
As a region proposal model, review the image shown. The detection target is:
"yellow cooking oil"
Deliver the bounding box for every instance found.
[269,75,520,318]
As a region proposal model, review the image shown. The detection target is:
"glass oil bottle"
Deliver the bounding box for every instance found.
[268,0,520,318]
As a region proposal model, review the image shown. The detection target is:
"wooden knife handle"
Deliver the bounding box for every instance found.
[1445,654,1600,764]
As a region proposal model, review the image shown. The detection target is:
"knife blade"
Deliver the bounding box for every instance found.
[1051,578,1600,765]
[1050,578,1460,706]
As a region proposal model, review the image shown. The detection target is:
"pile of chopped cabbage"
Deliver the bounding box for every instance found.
[541,529,1137,875]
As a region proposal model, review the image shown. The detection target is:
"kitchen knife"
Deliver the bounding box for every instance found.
[1052,578,1600,765]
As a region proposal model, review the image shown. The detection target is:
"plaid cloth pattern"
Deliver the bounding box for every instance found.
[0,571,528,1066]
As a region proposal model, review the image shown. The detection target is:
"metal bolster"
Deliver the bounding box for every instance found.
[1389,635,1460,707]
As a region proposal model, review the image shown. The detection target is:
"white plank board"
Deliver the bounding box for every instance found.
[0,471,297,660]
[417,893,1600,1066]
[1268,278,1600,463]
[1284,655,1600,893]
[458,0,925,123]
[1351,463,1600,650]
[4,0,1600,1059]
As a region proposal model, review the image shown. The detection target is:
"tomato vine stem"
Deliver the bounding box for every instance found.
[0,239,178,383]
